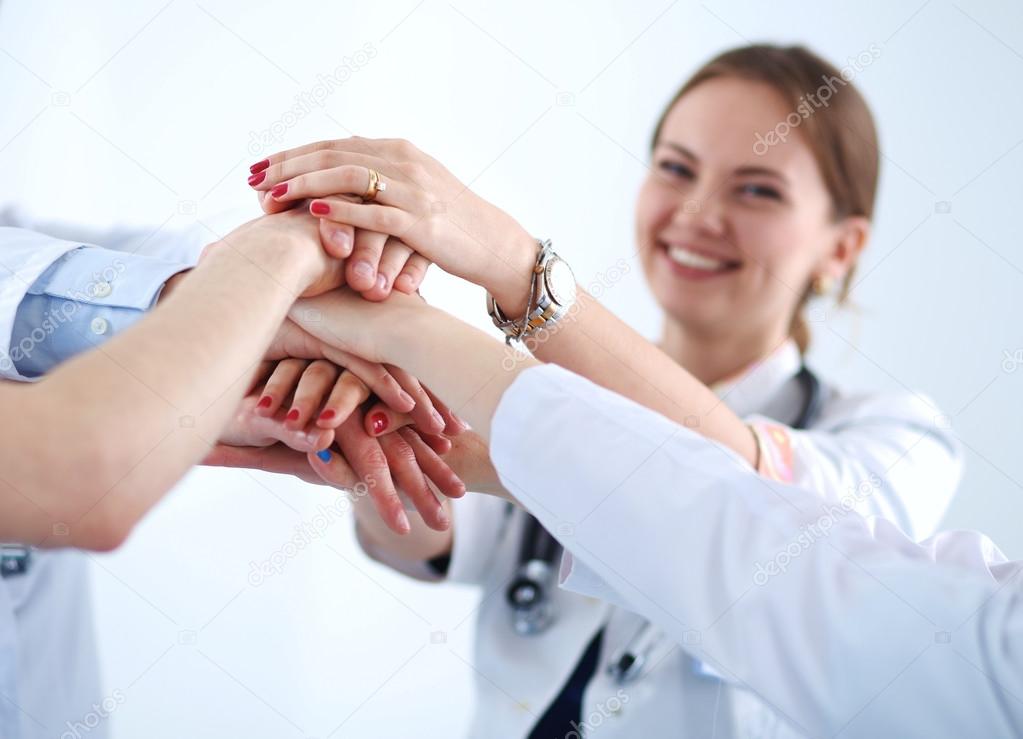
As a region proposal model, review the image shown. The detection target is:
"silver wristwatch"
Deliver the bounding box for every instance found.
[487,239,577,343]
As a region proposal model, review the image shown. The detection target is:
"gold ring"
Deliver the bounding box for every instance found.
[363,168,387,202]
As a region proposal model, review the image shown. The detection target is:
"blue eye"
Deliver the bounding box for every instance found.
[657,160,694,179]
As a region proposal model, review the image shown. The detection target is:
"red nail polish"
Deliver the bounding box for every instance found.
[319,409,336,421]
[248,171,266,187]
[257,395,272,408]
[249,159,269,174]
[270,183,288,198]
[286,408,300,421]
[369,412,388,435]
[310,201,330,215]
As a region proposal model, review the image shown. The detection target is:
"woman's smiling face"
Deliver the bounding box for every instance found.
[636,76,861,344]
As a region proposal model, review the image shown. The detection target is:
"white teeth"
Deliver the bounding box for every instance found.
[666,244,729,271]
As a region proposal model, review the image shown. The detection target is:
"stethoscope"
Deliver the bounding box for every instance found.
[505,364,824,681]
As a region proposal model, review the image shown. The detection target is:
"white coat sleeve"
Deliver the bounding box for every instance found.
[746,389,963,541]
[490,363,1023,738]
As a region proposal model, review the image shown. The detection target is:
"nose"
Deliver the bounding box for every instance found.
[670,183,727,236]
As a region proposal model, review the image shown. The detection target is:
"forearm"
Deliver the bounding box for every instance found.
[13,241,309,548]
[519,289,757,465]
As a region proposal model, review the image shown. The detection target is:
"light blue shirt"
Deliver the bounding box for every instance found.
[9,245,190,377]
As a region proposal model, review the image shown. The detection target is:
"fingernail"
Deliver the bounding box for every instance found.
[369,412,388,435]
[395,274,416,293]
[316,449,332,462]
[431,409,445,431]
[270,183,288,198]
[330,228,351,253]
[248,171,266,187]
[398,391,415,408]
[286,408,300,421]
[376,274,388,292]
[310,201,330,215]
[257,395,272,408]
[352,260,374,282]
[319,409,336,421]
[436,507,450,527]
[396,510,411,534]
[249,159,269,174]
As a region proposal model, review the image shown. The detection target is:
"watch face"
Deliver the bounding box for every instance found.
[545,257,577,306]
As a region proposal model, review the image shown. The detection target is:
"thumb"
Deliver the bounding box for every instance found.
[318,218,355,259]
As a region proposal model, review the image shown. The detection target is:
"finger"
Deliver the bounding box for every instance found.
[233,396,336,452]
[255,187,294,215]
[362,238,414,301]
[422,386,468,436]
[257,359,309,416]
[414,431,453,456]
[317,218,355,259]
[254,138,401,177]
[387,364,446,434]
[398,427,466,500]
[286,359,340,429]
[363,402,415,438]
[346,229,388,293]
[394,253,431,294]
[247,360,276,395]
[321,347,415,414]
[335,412,410,534]
[306,197,414,241]
[316,370,371,429]
[203,442,323,484]
[377,432,449,531]
[257,164,414,210]
[253,149,405,195]
[307,446,361,490]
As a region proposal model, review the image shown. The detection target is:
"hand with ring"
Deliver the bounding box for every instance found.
[247,138,540,316]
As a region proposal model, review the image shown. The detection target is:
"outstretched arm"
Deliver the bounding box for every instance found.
[0,213,340,550]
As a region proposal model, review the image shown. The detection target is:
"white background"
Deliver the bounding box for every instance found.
[2,0,1022,736]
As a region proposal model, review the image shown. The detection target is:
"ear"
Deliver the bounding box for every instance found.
[817,215,870,284]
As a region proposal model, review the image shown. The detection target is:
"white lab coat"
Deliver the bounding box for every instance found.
[361,342,963,737]
[490,363,1020,738]
[0,220,203,738]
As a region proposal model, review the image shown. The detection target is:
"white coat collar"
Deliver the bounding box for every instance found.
[709,339,803,419]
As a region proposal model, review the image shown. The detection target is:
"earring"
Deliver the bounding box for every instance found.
[812,275,834,296]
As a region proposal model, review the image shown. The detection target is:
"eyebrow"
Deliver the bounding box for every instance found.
[657,141,790,185]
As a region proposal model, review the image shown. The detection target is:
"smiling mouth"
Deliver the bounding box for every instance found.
[659,240,742,275]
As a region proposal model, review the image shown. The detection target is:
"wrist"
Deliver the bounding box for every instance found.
[157,269,191,304]
[230,234,315,294]
[486,230,538,319]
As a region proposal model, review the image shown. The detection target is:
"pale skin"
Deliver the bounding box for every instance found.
[0,211,457,550]
[236,77,871,565]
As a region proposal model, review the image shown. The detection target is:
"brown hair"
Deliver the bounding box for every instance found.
[650,44,880,352]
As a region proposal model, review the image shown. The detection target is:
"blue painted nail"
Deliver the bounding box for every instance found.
[316,449,332,462]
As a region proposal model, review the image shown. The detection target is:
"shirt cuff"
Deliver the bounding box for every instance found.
[9,246,190,377]
[747,418,795,483]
